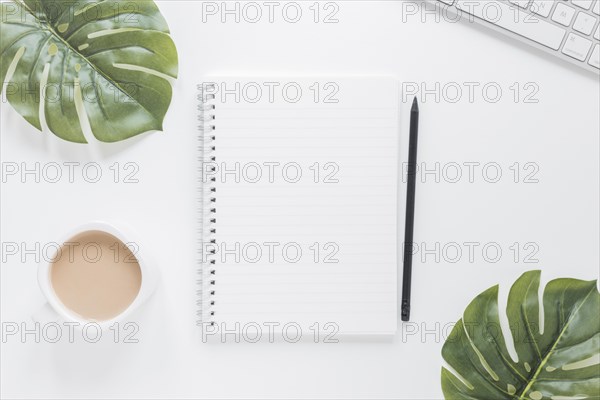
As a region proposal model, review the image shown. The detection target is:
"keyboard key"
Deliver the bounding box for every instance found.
[531,0,554,17]
[573,12,597,35]
[589,44,600,68]
[509,0,531,8]
[594,1,600,15]
[455,1,566,50]
[552,3,576,26]
[595,25,600,40]
[562,32,593,60]
[572,0,593,10]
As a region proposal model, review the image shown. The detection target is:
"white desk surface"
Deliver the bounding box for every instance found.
[1,1,599,399]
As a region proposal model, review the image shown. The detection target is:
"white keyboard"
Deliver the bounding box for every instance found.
[435,0,600,73]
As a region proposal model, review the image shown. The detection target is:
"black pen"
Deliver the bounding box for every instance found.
[401,97,419,322]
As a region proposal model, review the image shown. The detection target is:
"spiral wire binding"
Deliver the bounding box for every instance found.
[197,83,217,327]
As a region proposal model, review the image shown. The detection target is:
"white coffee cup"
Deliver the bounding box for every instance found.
[36,221,159,330]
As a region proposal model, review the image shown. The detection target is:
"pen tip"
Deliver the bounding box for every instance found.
[411,97,419,112]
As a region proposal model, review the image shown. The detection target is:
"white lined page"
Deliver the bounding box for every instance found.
[202,77,398,334]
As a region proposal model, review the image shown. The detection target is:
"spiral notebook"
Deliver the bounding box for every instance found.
[197,77,399,334]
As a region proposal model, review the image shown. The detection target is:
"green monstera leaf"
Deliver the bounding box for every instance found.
[0,0,178,143]
[442,270,600,400]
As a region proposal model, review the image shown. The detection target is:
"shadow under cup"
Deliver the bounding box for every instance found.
[49,230,142,322]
